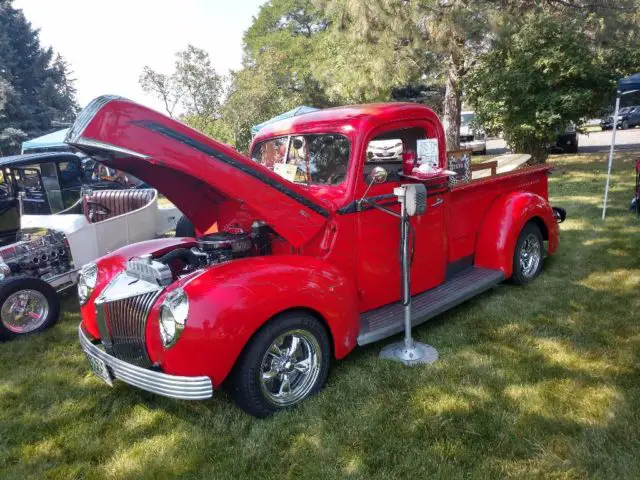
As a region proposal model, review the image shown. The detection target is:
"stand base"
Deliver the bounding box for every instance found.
[379,341,438,366]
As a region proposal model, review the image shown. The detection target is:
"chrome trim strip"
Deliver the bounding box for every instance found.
[79,325,213,400]
[73,137,150,159]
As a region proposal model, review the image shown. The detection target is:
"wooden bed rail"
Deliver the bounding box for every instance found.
[471,161,497,176]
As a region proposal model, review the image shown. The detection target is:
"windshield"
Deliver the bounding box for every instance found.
[618,107,631,115]
[251,134,350,186]
[461,113,475,127]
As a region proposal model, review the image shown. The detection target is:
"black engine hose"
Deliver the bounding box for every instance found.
[156,248,201,268]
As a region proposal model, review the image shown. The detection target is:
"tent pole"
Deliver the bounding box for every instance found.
[602,95,621,220]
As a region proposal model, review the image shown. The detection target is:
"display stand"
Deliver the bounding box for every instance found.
[379,185,439,366]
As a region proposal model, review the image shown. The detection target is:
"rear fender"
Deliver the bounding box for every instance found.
[475,191,558,278]
[147,256,359,386]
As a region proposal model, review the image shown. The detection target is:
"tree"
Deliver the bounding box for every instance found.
[468,3,640,162]
[320,0,491,150]
[221,0,333,152]
[139,45,225,134]
[139,66,182,118]
[0,0,78,155]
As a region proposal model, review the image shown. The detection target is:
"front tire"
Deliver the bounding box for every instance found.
[511,222,544,286]
[0,277,60,341]
[621,120,629,130]
[228,311,331,418]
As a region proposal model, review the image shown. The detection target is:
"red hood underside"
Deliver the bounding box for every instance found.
[65,96,331,247]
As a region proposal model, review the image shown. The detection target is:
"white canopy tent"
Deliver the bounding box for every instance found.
[602,73,640,219]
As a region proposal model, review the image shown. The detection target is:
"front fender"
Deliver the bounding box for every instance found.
[475,191,558,278]
[146,256,359,386]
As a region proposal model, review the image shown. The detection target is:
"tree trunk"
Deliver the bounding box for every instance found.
[442,52,463,152]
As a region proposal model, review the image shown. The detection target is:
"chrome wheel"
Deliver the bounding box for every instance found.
[519,233,542,279]
[260,329,322,407]
[1,289,49,334]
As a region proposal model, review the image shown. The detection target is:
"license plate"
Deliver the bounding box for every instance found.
[85,352,113,386]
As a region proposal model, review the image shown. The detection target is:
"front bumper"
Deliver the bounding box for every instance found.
[79,325,213,400]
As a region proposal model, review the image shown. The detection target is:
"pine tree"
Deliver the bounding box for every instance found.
[0,0,78,155]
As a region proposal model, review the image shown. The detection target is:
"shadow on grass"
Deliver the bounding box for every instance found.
[0,150,639,479]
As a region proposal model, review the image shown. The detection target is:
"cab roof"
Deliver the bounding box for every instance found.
[0,151,80,168]
[251,103,442,144]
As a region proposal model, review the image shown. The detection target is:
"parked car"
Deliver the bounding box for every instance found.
[0,154,109,247]
[0,152,146,231]
[460,111,487,154]
[553,124,579,154]
[0,153,181,340]
[366,139,403,161]
[73,96,562,417]
[601,106,640,130]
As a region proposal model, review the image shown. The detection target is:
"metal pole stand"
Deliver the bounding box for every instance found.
[380,186,438,366]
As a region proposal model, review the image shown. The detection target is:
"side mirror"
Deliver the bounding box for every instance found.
[367,166,388,185]
[359,166,388,208]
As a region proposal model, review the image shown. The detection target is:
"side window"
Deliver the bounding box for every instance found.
[58,160,82,188]
[14,167,42,191]
[364,127,428,183]
[364,137,404,183]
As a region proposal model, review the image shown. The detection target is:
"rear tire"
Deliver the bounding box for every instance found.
[228,311,331,418]
[0,277,60,341]
[511,222,544,286]
[175,215,196,237]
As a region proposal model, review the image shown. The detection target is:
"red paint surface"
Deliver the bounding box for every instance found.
[73,98,561,386]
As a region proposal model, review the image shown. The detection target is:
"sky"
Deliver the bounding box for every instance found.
[13,0,266,113]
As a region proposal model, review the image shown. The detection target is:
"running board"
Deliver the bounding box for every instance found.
[357,267,504,346]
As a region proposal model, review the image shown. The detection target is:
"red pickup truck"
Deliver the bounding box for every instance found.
[71,96,562,417]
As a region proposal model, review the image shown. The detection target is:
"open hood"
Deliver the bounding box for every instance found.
[65,96,331,247]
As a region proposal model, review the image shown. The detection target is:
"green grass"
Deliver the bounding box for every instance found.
[1,151,640,479]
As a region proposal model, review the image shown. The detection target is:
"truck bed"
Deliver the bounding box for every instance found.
[447,164,552,262]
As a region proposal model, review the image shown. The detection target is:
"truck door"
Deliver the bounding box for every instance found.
[356,123,448,312]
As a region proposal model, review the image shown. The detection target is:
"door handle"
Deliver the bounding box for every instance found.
[431,197,443,207]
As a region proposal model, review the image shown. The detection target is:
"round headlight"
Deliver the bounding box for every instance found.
[78,263,98,305]
[159,288,189,348]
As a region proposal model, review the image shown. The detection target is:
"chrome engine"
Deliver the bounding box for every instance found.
[0,230,73,281]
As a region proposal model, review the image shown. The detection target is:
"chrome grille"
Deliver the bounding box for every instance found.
[96,291,159,368]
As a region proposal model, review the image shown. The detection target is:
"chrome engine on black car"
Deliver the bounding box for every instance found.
[0,230,73,281]
[156,222,272,280]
